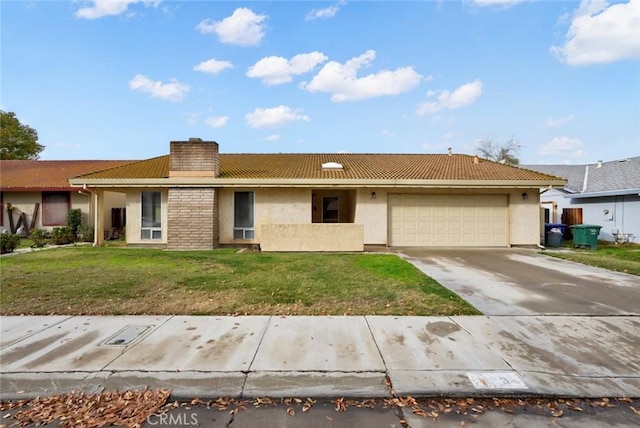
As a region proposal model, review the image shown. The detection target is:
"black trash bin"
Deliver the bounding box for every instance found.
[546,228,564,247]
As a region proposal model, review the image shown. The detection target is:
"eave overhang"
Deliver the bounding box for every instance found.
[69,177,567,189]
[564,188,640,199]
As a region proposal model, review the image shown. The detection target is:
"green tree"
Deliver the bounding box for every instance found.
[475,138,521,165]
[0,110,44,160]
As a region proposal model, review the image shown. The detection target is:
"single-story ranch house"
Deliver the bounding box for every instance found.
[68,138,566,251]
[1,160,132,236]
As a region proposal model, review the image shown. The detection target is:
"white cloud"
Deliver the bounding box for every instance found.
[196,8,267,46]
[416,79,483,115]
[265,134,281,141]
[539,136,586,157]
[546,114,575,127]
[194,58,233,75]
[205,116,229,128]
[382,130,395,137]
[245,105,309,128]
[301,50,422,102]
[306,0,346,21]
[75,0,160,19]
[129,74,190,102]
[551,0,640,65]
[247,52,328,85]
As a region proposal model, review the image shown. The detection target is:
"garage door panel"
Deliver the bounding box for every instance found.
[388,194,508,247]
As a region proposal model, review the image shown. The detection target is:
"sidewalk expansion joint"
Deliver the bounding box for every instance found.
[363,315,390,373]
[239,315,272,396]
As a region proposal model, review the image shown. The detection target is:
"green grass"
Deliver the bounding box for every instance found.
[544,242,640,276]
[0,247,479,316]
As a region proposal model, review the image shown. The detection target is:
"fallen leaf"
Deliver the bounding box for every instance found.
[630,406,640,415]
[286,407,295,416]
[552,409,564,418]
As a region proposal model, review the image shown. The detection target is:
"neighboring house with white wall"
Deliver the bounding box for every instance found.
[69,138,565,251]
[0,160,132,236]
[522,156,640,243]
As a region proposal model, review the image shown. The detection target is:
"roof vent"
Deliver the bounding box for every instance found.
[597,160,603,168]
[473,155,480,164]
[189,137,203,142]
[322,162,343,170]
[447,147,452,156]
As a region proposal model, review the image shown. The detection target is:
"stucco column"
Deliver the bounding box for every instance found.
[94,190,105,247]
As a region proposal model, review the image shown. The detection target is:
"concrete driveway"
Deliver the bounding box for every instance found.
[397,248,640,316]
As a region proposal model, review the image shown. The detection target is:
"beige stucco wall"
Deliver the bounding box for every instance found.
[353,189,389,245]
[260,224,364,252]
[219,188,311,244]
[124,189,168,245]
[507,188,541,246]
[1,191,91,232]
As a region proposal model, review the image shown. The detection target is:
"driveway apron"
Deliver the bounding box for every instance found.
[397,248,640,316]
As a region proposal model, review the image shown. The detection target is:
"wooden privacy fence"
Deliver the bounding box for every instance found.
[561,208,583,239]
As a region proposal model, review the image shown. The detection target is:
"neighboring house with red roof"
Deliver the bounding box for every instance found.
[69,138,565,251]
[0,160,133,236]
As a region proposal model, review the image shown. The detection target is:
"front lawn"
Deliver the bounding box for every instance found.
[0,247,479,316]
[544,242,640,276]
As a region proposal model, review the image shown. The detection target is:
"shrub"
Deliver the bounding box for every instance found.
[30,229,50,248]
[1,232,21,254]
[67,209,83,236]
[51,227,76,245]
[78,223,94,243]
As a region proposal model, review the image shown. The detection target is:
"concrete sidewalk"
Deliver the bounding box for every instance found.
[1,315,639,401]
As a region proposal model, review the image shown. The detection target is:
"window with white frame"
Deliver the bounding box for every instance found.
[233,191,254,240]
[141,191,162,240]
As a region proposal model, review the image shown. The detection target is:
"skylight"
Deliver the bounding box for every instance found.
[322,162,343,170]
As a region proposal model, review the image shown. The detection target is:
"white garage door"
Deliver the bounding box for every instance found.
[388,194,508,247]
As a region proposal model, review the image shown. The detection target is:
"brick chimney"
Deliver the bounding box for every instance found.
[169,138,219,177]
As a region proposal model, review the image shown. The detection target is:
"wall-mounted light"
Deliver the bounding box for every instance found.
[521,192,528,200]
[371,192,377,199]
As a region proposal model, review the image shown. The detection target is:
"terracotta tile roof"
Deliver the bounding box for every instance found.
[0,160,135,190]
[76,153,563,182]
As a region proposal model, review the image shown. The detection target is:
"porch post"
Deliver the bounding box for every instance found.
[94,190,105,247]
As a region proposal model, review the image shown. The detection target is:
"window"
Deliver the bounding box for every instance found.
[42,192,70,226]
[322,197,339,223]
[234,191,254,239]
[141,191,162,240]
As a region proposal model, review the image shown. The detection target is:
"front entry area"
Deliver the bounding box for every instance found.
[388,194,508,247]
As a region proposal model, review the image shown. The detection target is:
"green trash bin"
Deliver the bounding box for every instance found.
[570,224,602,250]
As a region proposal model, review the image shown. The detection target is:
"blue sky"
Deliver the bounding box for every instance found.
[2,0,639,164]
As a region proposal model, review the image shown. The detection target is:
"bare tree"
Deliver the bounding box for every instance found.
[475,138,521,165]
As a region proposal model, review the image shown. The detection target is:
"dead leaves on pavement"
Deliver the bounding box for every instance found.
[0,388,170,427]
[1,393,637,426]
